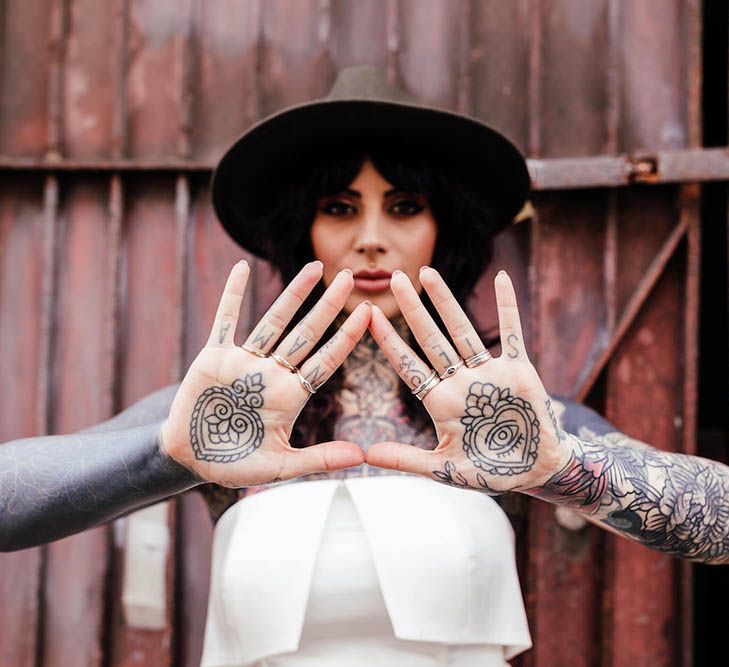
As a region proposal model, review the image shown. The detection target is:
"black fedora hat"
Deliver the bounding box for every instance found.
[211,66,531,259]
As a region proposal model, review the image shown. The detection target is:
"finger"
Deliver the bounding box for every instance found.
[494,270,527,360]
[368,304,431,392]
[365,441,436,477]
[273,269,354,367]
[390,270,460,375]
[281,440,365,479]
[243,260,323,355]
[207,260,250,347]
[297,301,371,392]
[418,266,487,360]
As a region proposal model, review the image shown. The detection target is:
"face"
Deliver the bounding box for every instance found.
[310,160,438,318]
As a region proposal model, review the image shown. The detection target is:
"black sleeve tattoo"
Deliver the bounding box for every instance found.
[190,373,265,463]
[0,385,201,552]
[526,398,729,564]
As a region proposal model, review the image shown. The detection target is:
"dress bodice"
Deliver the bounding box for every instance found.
[200,475,531,666]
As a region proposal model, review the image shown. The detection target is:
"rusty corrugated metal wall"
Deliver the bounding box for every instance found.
[0,1,718,665]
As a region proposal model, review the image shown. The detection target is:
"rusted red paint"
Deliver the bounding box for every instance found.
[0,1,706,665]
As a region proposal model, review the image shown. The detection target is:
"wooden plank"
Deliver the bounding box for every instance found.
[0,175,46,667]
[42,177,112,667]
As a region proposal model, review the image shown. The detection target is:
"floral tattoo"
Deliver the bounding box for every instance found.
[460,382,540,476]
[190,373,265,463]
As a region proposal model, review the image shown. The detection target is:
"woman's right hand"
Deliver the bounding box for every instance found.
[160,259,369,488]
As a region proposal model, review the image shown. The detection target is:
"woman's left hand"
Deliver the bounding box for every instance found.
[366,267,568,494]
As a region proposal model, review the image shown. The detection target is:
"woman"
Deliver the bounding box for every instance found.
[1,66,728,664]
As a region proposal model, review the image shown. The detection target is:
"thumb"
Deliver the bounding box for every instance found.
[281,440,365,479]
[366,441,436,477]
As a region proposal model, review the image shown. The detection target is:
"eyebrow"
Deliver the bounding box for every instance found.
[342,187,401,198]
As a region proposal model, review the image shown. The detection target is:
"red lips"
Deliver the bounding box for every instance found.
[352,269,393,293]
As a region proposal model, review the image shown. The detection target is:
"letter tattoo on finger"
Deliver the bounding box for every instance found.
[507,333,519,358]
[398,354,425,389]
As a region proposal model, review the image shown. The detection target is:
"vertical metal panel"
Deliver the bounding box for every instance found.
[469,0,530,151]
[0,176,46,667]
[108,177,180,667]
[42,178,112,667]
[126,0,193,159]
[0,2,706,665]
[191,0,263,162]
[0,0,51,155]
[64,0,119,157]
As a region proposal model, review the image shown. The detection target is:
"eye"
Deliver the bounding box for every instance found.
[318,199,357,217]
[388,197,425,217]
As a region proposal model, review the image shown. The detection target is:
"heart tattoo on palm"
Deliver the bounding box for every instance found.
[190,373,265,463]
[460,382,539,476]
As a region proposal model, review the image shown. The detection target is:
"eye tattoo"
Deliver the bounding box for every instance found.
[190,374,265,463]
[460,382,539,476]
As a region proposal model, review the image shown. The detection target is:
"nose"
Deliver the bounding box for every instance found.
[353,210,387,261]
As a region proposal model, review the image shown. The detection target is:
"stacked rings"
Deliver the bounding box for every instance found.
[412,369,440,401]
[464,350,492,368]
[270,351,318,395]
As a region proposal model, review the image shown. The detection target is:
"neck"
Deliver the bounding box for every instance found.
[342,315,409,394]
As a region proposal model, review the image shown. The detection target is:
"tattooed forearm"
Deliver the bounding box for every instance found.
[460,382,539,476]
[432,460,502,495]
[0,386,200,552]
[526,424,729,564]
[190,373,265,463]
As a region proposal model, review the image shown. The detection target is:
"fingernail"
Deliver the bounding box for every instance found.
[363,300,372,306]
[419,265,430,273]
[392,269,404,277]
[498,269,506,276]
[237,259,248,267]
[342,268,353,276]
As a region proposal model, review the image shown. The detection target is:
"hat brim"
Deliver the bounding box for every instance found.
[212,99,530,260]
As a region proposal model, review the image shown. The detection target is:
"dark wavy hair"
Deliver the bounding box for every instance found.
[256,140,507,447]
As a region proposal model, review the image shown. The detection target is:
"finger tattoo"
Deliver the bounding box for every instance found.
[252,325,275,349]
[190,374,265,463]
[398,354,425,389]
[507,333,519,359]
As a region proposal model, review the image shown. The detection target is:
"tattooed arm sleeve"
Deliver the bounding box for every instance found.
[524,398,729,564]
[0,384,202,552]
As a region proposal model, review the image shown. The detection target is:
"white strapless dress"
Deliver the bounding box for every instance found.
[200,475,531,667]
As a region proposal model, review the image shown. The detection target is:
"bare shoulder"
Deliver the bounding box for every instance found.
[80,383,180,434]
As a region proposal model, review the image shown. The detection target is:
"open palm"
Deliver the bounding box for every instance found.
[366,268,564,494]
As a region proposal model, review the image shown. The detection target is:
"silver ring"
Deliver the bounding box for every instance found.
[412,369,440,401]
[464,350,492,368]
[241,343,268,358]
[439,357,464,380]
[296,369,317,394]
[271,352,297,373]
